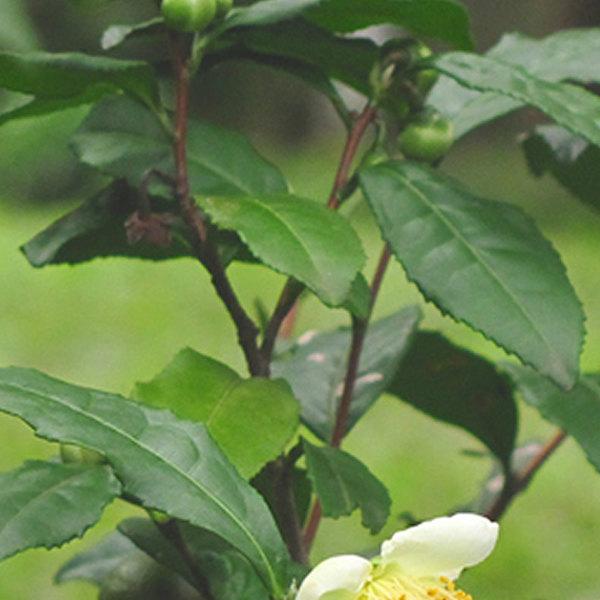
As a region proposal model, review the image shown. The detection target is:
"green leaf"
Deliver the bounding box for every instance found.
[430,29,600,138]
[119,518,270,600]
[0,0,39,51]
[101,18,164,51]
[359,161,584,389]
[0,52,159,122]
[306,0,474,50]
[433,51,600,147]
[224,20,377,96]
[0,460,120,561]
[133,348,300,479]
[55,532,138,586]
[195,194,365,306]
[71,95,288,195]
[303,439,391,534]
[20,181,191,268]
[387,332,517,469]
[0,367,291,597]
[503,364,600,473]
[522,125,600,212]
[217,0,324,33]
[271,307,422,440]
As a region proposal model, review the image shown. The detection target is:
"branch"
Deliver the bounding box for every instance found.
[485,429,567,521]
[328,105,377,210]
[169,33,265,376]
[303,244,392,549]
[155,518,217,600]
[260,279,304,366]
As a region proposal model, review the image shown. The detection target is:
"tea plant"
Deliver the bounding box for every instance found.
[1,1,600,598]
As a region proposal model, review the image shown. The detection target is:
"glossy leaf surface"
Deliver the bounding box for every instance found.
[360,161,584,388]
[303,440,391,534]
[133,348,300,478]
[101,18,164,50]
[0,51,158,124]
[55,532,137,585]
[71,95,288,195]
[431,28,600,138]
[0,460,120,561]
[20,181,191,267]
[218,0,323,32]
[226,20,377,96]
[306,0,473,50]
[387,332,517,469]
[272,307,422,440]
[196,194,365,306]
[0,367,290,596]
[504,364,600,473]
[522,125,600,212]
[433,51,600,146]
[120,518,270,600]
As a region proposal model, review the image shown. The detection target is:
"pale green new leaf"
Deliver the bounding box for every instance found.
[504,364,600,473]
[272,307,422,440]
[0,367,290,596]
[359,161,584,388]
[196,194,365,306]
[433,51,600,146]
[0,460,120,561]
[133,348,300,479]
[303,440,391,534]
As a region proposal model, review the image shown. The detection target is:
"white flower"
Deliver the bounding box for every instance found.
[296,513,499,600]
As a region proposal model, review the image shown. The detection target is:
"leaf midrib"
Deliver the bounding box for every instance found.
[0,379,278,593]
[387,167,563,374]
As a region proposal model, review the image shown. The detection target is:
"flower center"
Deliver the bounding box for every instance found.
[358,574,473,600]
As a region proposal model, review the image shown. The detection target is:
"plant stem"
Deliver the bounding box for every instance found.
[303,244,392,549]
[328,104,377,210]
[261,279,304,366]
[156,518,217,600]
[170,33,264,376]
[485,429,567,521]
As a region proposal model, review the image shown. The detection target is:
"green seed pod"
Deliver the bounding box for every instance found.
[60,443,106,465]
[399,110,455,163]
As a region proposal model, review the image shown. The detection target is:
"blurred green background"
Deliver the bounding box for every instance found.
[1,1,600,599]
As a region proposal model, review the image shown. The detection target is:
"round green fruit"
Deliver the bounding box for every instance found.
[161,0,218,32]
[60,443,106,465]
[399,111,455,162]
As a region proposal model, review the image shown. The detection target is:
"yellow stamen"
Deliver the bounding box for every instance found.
[357,572,474,600]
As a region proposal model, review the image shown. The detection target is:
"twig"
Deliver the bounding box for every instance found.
[328,105,377,210]
[155,519,217,600]
[260,279,304,366]
[169,33,264,376]
[485,429,567,521]
[264,457,310,567]
[303,244,392,548]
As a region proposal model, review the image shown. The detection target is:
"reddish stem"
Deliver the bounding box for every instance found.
[328,105,377,210]
[485,429,567,521]
[303,244,392,549]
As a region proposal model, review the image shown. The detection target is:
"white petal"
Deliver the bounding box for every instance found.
[380,513,499,580]
[296,555,372,600]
